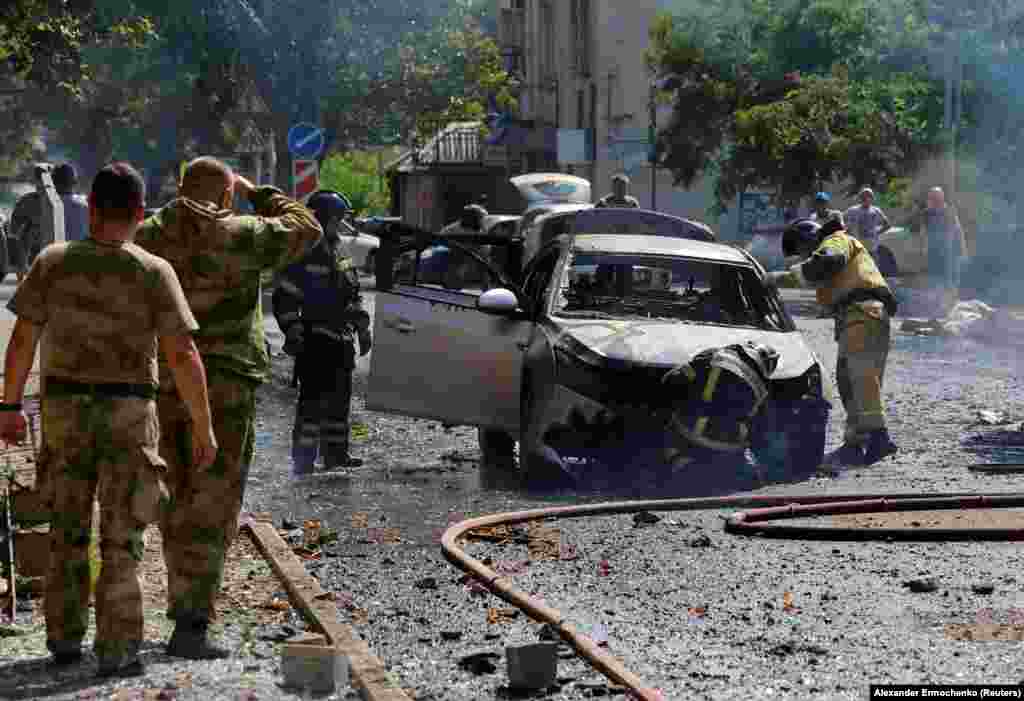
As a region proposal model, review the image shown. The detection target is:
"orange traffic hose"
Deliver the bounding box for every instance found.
[441,490,1024,700]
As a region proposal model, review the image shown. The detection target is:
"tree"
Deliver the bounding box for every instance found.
[647,1,946,212]
[319,150,396,216]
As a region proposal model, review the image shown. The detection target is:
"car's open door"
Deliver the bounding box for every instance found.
[366,234,530,434]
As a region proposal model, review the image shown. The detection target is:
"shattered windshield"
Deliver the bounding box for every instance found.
[552,252,786,330]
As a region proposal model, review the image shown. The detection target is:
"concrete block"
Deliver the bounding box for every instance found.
[286,632,327,647]
[506,642,558,690]
[281,640,349,694]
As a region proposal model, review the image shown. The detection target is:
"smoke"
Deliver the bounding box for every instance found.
[651,0,1024,303]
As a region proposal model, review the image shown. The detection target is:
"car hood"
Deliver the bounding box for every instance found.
[555,318,816,379]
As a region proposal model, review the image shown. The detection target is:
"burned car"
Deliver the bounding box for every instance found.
[366,208,830,485]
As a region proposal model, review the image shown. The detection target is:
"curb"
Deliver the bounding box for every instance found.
[244,516,412,701]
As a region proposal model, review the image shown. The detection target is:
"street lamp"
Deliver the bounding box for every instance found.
[649,74,682,212]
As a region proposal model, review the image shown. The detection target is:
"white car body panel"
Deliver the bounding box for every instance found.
[366,285,530,432]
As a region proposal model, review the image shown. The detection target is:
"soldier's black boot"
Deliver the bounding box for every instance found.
[95,640,144,678]
[47,640,83,667]
[863,429,898,465]
[166,619,230,660]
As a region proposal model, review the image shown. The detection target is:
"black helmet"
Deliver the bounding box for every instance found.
[306,190,352,227]
[782,218,822,257]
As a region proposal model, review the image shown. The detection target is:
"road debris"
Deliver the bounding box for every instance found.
[903,577,939,593]
[506,642,558,690]
[458,651,500,675]
[633,511,661,527]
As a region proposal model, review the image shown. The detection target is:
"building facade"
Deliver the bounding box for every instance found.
[496,0,740,238]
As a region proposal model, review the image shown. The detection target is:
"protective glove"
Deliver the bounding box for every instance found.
[282,323,304,357]
[358,329,372,356]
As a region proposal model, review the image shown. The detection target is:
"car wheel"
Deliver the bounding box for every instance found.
[750,402,828,479]
[477,427,516,467]
[519,379,576,490]
[876,247,899,277]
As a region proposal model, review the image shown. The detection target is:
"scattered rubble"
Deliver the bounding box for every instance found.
[903,577,940,593]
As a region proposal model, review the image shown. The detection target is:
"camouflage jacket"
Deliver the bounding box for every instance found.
[272,237,370,350]
[136,186,322,386]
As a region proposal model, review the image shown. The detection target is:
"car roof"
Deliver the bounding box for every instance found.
[571,234,753,264]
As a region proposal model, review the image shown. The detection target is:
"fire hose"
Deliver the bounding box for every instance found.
[441,490,1024,700]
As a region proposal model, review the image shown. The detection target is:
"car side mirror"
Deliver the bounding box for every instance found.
[477,288,519,315]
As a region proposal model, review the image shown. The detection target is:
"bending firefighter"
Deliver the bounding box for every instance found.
[273,190,371,474]
[765,214,898,466]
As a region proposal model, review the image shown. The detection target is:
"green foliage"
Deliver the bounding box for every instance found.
[319,152,395,217]
[649,2,952,213]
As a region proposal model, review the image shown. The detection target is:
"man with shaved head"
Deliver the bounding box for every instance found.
[136,156,322,659]
[922,186,969,312]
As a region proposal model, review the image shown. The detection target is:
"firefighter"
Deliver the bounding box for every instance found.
[273,190,372,474]
[596,173,640,208]
[765,214,899,466]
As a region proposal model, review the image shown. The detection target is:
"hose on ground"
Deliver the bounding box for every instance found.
[441,491,1024,700]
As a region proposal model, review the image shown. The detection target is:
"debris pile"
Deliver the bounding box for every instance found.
[899,299,1024,340]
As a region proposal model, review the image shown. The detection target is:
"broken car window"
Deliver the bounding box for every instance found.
[552,252,784,330]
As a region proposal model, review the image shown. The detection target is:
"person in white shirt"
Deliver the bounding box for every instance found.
[53,163,90,243]
[843,187,890,258]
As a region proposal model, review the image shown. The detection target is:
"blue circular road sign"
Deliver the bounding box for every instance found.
[287,123,326,159]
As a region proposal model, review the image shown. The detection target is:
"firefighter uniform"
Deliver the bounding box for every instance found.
[273,236,370,472]
[769,220,898,465]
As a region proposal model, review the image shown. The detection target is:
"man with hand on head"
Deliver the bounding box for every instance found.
[1,162,216,678]
[136,157,321,659]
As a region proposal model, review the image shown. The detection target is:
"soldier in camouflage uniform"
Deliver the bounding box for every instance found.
[272,190,372,474]
[0,162,217,677]
[135,156,322,659]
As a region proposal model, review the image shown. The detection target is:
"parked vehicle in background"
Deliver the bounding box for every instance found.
[366,208,830,488]
[336,218,380,273]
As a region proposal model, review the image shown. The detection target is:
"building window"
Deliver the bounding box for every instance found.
[570,0,591,76]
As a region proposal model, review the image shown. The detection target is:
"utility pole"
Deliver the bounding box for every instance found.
[649,83,659,212]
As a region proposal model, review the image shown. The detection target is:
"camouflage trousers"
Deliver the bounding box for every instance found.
[40,395,168,660]
[835,301,891,445]
[157,368,257,624]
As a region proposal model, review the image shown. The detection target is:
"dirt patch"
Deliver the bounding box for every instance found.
[2,526,290,651]
[828,508,1024,530]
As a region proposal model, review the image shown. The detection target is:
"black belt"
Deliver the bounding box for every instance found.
[45,378,157,400]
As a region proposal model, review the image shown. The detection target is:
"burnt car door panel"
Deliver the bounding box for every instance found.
[367,236,530,433]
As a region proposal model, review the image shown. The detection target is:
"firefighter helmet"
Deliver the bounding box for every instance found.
[306,190,352,227]
[782,218,822,258]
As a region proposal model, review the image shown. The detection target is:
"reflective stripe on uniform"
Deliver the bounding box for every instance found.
[278,279,304,298]
[305,264,331,275]
[311,326,344,342]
